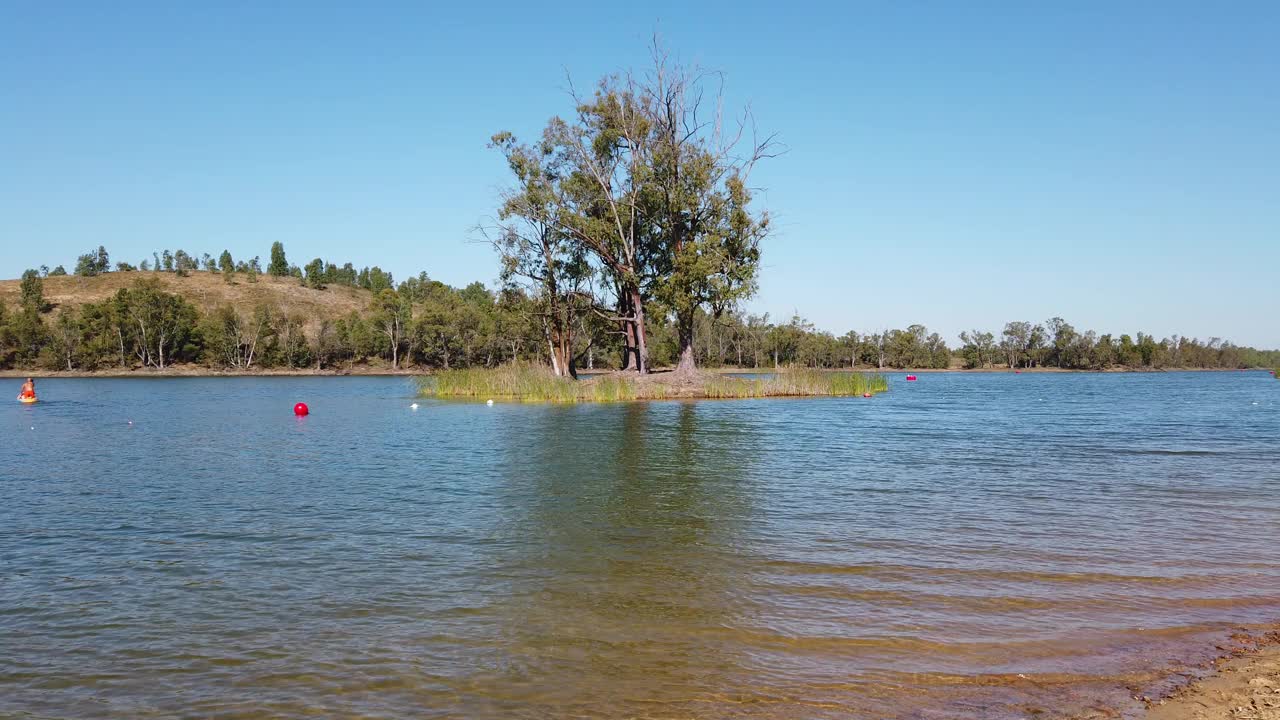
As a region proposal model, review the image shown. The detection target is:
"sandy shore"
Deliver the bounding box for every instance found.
[1139,632,1280,720]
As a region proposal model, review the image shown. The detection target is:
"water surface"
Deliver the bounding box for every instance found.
[2,372,1278,718]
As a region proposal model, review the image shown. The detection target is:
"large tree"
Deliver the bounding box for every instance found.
[491,42,776,373]
[268,242,289,276]
[641,47,776,372]
[487,132,592,377]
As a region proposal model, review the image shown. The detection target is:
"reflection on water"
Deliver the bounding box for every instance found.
[0,372,1278,718]
[474,403,760,717]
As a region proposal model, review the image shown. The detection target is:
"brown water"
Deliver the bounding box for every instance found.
[2,372,1278,718]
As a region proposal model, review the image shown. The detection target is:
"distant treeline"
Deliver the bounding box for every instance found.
[45,243,397,292]
[1,244,1276,372]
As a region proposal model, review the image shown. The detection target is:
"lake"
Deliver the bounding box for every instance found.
[2,372,1278,718]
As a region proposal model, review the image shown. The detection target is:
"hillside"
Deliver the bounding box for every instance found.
[0,271,374,333]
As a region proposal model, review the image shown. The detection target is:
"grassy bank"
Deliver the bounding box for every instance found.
[416,363,889,402]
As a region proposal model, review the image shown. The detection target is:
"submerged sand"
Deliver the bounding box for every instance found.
[1143,641,1280,719]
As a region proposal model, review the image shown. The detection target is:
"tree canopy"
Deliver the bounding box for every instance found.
[487,42,777,374]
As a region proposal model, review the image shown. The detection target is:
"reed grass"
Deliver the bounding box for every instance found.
[416,362,588,402]
[419,363,889,402]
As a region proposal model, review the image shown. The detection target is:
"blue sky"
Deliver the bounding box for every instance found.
[2,1,1277,346]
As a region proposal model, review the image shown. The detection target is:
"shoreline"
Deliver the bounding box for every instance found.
[1,365,1267,379]
[1138,629,1280,720]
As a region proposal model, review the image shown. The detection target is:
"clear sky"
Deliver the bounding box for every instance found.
[2,1,1277,347]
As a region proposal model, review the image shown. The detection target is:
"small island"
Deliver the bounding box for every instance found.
[418,363,889,402]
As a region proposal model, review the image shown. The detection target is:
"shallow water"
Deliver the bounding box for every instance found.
[1,372,1278,718]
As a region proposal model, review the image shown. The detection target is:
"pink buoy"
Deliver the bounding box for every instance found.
[294,402,309,416]
[862,392,873,398]
[906,375,917,381]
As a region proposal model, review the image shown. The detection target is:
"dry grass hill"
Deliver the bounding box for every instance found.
[0,271,375,333]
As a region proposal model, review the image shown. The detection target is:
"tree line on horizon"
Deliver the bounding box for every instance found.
[42,243,398,293]
[1,242,1277,373]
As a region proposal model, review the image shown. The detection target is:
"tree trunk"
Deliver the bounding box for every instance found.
[630,288,649,373]
[622,320,637,371]
[618,291,636,371]
[675,311,697,374]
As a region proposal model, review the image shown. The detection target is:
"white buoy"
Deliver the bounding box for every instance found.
[486,399,494,406]
[410,403,419,410]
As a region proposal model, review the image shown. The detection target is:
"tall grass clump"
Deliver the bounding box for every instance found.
[758,368,888,397]
[418,362,579,402]
[589,374,638,401]
[702,369,888,398]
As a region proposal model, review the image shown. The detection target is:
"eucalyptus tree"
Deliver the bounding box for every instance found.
[959,329,996,368]
[116,279,198,368]
[491,43,776,373]
[640,46,777,372]
[487,131,592,377]
[371,288,409,369]
[1001,321,1032,368]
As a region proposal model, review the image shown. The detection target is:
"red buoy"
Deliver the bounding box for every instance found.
[294,402,309,416]
[862,392,872,398]
[906,375,917,381]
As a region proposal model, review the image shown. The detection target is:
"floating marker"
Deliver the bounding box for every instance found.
[862,393,872,398]
[410,403,419,410]
[486,399,494,406]
[293,402,309,416]
[906,375,917,381]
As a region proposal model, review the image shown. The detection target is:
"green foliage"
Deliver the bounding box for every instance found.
[421,362,588,402]
[268,242,289,276]
[303,258,326,289]
[49,265,68,276]
[19,270,47,312]
[75,246,111,276]
[490,43,776,373]
[173,250,197,276]
[7,240,1279,374]
[958,329,997,369]
[114,278,199,368]
[703,369,889,398]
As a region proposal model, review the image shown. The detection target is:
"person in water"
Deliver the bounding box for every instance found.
[18,378,36,400]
